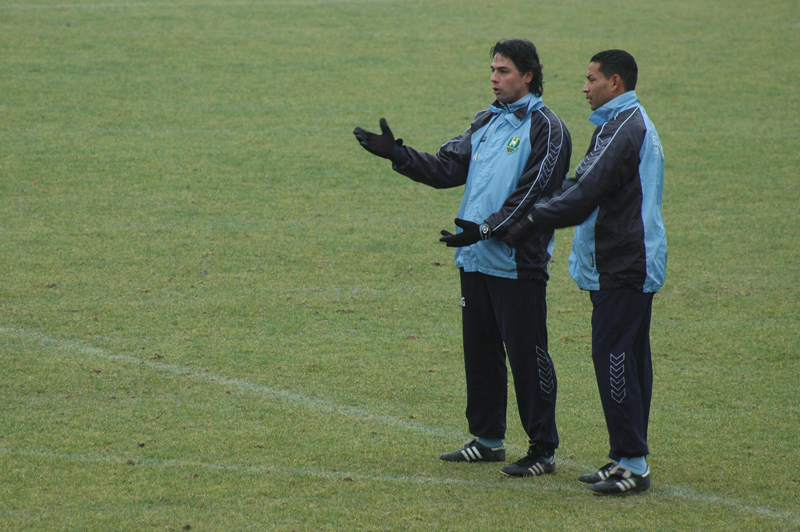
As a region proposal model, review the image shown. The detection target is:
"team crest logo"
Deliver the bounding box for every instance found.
[506,136,521,154]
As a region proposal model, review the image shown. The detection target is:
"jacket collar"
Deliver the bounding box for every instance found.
[489,92,544,121]
[589,90,640,126]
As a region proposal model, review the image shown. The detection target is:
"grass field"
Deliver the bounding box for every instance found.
[1,0,799,530]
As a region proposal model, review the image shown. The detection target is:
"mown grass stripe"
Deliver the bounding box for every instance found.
[0,0,398,10]
[0,326,458,439]
[2,326,798,526]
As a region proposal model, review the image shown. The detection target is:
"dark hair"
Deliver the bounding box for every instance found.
[491,39,544,97]
[590,49,638,91]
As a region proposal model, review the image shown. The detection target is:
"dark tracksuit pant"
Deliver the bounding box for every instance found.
[459,270,558,453]
[590,288,654,460]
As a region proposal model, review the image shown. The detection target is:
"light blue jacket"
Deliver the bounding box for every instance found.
[394,93,572,280]
[527,91,666,292]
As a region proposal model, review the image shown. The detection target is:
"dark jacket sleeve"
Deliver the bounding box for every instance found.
[390,132,472,189]
[390,110,496,189]
[528,110,643,230]
[487,110,572,238]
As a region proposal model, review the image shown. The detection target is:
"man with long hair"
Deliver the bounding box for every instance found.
[354,39,572,478]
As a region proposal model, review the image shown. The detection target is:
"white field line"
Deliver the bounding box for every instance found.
[0,446,582,492]
[1,444,798,525]
[0,326,457,440]
[2,326,799,525]
[0,0,397,10]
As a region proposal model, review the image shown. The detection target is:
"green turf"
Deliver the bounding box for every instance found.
[1,0,799,530]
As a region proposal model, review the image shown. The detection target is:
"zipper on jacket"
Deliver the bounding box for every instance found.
[589,253,595,268]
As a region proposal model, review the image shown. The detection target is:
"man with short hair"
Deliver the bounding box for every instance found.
[354,39,572,477]
[504,49,667,494]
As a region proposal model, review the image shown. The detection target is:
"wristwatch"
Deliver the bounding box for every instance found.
[479,223,492,240]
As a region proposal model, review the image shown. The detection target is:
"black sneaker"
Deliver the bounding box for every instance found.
[578,462,617,484]
[439,438,505,463]
[499,444,555,477]
[588,464,651,495]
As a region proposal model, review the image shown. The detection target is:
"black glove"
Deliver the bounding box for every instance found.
[439,218,492,248]
[353,118,404,161]
[501,214,536,248]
